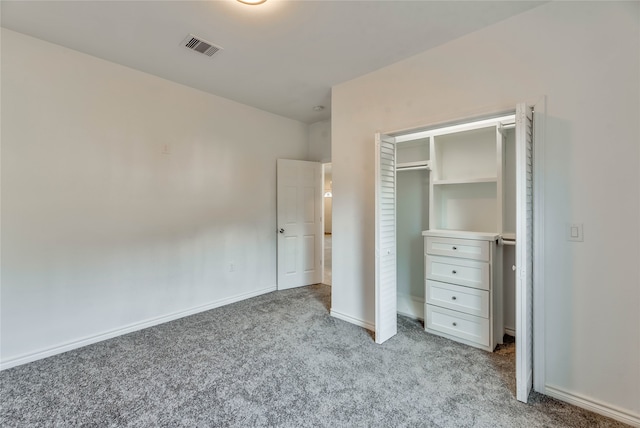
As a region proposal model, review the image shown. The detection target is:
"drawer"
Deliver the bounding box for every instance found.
[425,305,490,347]
[425,237,489,262]
[425,255,490,290]
[426,280,489,318]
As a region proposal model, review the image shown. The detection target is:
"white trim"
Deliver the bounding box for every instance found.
[330,309,375,332]
[385,99,549,140]
[0,286,277,371]
[393,114,515,142]
[532,96,547,394]
[321,163,329,285]
[545,385,640,427]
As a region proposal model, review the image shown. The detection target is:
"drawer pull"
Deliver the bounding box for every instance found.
[452,270,457,274]
[452,322,457,327]
[451,296,457,300]
[452,246,457,250]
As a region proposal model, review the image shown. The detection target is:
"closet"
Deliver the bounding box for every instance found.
[376,103,536,401]
[392,115,518,351]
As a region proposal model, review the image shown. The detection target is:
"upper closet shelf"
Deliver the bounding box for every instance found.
[432,176,497,185]
[396,160,431,172]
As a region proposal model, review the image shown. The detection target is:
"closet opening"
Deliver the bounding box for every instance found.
[374,102,541,403]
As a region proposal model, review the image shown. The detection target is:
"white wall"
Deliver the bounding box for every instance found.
[0,29,309,366]
[308,119,331,163]
[331,1,639,423]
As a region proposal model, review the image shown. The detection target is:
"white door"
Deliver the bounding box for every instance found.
[374,133,397,344]
[277,159,323,290]
[515,102,534,402]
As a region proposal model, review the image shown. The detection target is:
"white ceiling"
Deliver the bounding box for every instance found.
[1,1,544,123]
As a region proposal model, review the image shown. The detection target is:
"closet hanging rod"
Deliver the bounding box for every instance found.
[396,166,431,172]
[497,236,516,246]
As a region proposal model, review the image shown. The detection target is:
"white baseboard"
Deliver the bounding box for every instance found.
[330,309,374,331]
[0,286,277,371]
[504,327,516,337]
[544,385,640,427]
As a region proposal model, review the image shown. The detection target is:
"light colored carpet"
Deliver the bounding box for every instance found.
[0,284,626,427]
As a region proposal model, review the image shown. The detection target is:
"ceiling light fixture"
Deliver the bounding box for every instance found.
[237,0,267,5]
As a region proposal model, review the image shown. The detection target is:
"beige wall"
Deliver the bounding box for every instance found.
[331,1,639,422]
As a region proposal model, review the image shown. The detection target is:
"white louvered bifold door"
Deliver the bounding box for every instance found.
[375,133,397,344]
[515,103,534,402]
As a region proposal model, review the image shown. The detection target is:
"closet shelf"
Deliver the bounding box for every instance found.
[432,176,497,185]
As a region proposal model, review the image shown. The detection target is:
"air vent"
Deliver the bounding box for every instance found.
[181,34,223,57]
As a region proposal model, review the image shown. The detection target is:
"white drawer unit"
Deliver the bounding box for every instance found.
[425,256,490,290]
[426,305,490,347]
[426,280,489,318]
[425,236,489,261]
[422,230,503,352]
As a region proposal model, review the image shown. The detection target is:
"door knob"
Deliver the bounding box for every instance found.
[279,228,285,234]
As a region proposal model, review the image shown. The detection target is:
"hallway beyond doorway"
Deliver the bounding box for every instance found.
[323,234,332,286]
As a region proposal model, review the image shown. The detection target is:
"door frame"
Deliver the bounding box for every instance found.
[373,100,546,398]
[321,163,332,286]
[532,98,546,395]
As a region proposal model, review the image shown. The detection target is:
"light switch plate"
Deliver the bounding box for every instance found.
[567,223,583,242]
